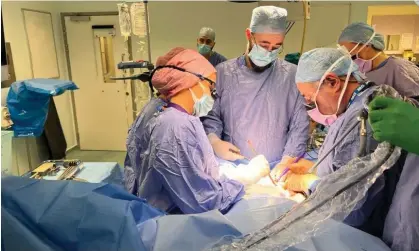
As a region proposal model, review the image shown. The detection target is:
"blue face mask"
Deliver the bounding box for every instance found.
[197,44,212,55]
[189,83,214,117]
[248,43,281,67]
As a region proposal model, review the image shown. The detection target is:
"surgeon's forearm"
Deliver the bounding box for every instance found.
[202,105,223,138]
[283,114,310,157]
[208,133,221,144]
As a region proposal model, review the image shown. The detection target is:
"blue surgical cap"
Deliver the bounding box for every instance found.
[199,27,216,41]
[249,6,287,34]
[296,47,364,83]
[338,22,385,51]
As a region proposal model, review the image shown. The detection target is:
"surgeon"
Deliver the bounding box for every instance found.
[197,27,227,67]
[124,47,271,214]
[202,6,309,169]
[274,47,391,228]
[124,50,180,166]
[338,22,419,97]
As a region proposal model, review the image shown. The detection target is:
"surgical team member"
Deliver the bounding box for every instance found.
[197,27,227,67]
[203,6,309,168]
[338,22,419,97]
[275,47,384,227]
[368,97,419,251]
[124,47,270,214]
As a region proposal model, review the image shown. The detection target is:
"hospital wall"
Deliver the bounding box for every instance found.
[260,1,416,56]
[1,1,77,151]
[1,1,415,154]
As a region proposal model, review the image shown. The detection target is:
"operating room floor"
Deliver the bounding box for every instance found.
[66,148,126,167]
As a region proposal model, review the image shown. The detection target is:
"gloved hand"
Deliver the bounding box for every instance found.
[288,158,314,175]
[220,155,269,186]
[271,157,314,181]
[270,156,294,180]
[208,133,245,161]
[283,173,319,194]
[288,192,307,203]
[369,97,419,155]
[248,155,270,178]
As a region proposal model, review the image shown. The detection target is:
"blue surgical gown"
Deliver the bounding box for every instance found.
[383,153,419,251]
[208,51,227,67]
[202,56,309,163]
[366,57,419,97]
[124,107,244,214]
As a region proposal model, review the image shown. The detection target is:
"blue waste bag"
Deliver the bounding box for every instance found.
[6,79,78,137]
[1,176,165,251]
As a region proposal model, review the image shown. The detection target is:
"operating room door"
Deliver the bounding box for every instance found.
[65,15,134,151]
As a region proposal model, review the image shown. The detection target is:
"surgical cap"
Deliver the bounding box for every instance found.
[152,48,215,98]
[155,47,186,66]
[249,6,287,34]
[199,27,216,41]
[338,22,385,51]
[296,47,364,83]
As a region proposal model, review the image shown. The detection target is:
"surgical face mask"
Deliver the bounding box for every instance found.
[189,82,214,117]
[248,40,281,67]
[197,44,212,55]
[352,51,381,73]
[349,30,381,74]
[307,55,354,126]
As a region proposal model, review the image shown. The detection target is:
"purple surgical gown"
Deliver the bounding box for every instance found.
[316,86,379,177]
[314,85,383,227]
[124,106,244,214]
[125,97,165,194]
[202,56,309,163]
[366,57,419,97]
[383,153,419,251]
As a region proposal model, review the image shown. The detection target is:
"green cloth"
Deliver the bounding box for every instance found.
[284,52,301,65]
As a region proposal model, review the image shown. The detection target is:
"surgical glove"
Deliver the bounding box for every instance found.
[284,173,319,194]
[271,156,294,180]
[369,97,419,155]
[248,155,270,177]
[208,133,245,161]
[221,155,269,185]
[288,192,307,203]
[288,158,315,174]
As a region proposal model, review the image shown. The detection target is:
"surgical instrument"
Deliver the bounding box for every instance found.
[117,60,154,70]
[308,109,368,174]
[247,140,257,156]
[277,152,305,181]
[357,109,368,157]
[247,140,277,186]
[30,160,84,181]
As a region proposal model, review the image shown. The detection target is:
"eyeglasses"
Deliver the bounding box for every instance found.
[150,65,218,99]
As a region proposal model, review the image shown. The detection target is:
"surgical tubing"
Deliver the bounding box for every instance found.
[244,145,396,250]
